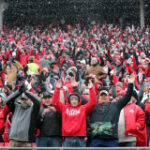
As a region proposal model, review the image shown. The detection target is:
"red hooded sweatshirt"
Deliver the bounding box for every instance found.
[52,87,97,137]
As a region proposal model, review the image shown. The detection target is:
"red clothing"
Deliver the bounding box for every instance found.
[0,72,6,87]
[145,65,150,77]
[17,49,33,66]
[124,103,147,146]
[52,87,97,137]
[64,81,74,94]
[0,105,10,134]
[145,98,150,115]
[2,113,12,142]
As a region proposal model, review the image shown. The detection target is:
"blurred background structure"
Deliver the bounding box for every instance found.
[0,0,149,29]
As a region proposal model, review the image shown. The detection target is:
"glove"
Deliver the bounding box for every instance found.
[19,83,27,93]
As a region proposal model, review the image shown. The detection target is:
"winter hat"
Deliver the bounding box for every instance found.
[21,93,29,100]
[42,91,53,98]
[68,93,80,104]
[116,82,123,88]
[99,86,109,96]
[91,57,98,62]
[28,56,34,61]
[144,82,150,88]
[138,64,145,70]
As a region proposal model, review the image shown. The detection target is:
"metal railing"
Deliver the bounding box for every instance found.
[0,147,149,150]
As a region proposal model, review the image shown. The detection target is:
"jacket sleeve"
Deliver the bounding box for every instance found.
[145,98,150,115]
[6,90,21,113]
[25,91,41,106]
[116,83,133,110]
[0,105,10,120]
[136,106,145,131]
[52,87,64,114]
[138,87,144,102]
[111,85,117,98]
[25,91,41,117]
[36,108,44,129]
[4,50,12,61]
[145,65,150,77]
[85,88,97,115]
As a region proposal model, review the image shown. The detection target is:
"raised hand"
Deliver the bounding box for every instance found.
[42,108,50,117]
[70,77,79,87]
[55,79,63,88]
[88,79,93,89]
[128,73,135,83]
[48,106,57,112]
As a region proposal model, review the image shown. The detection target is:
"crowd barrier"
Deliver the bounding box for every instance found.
[0,147,149,150]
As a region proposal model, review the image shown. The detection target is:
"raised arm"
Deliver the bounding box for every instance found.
[52,79,64,114]
[6,90,21,113]
[85,80,97,115]
[25,90,41,105]
[116,74,135,110]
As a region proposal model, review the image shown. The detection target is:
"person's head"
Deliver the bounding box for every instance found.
[116,82,123,92]
[28,56,34,63]
[144,83,150,94]
[98,86,109,104]
[77,59,86,68]
[42,92,53,106]
[91,57,98,66]
[21,93,32,108]
[20,49,26,56]
[30,75,37,85]
[116,58,122,65]
[63,50,70,59]
[123,73,130,83]
[116,91,125,101]
[52,64,59,73]
[68,93,80,107]
[138,65,145,73]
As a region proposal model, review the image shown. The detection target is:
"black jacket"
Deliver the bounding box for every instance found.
[37,104,62,137]
[89,83,133,140]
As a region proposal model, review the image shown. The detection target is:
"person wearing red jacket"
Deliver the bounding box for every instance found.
[145,63,150,77]
[0,104,11,146]
[52,79,97,147]
[145,98,150,116]
[118,91,147,147]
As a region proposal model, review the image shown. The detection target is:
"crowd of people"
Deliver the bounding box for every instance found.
[0,22,149,148]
